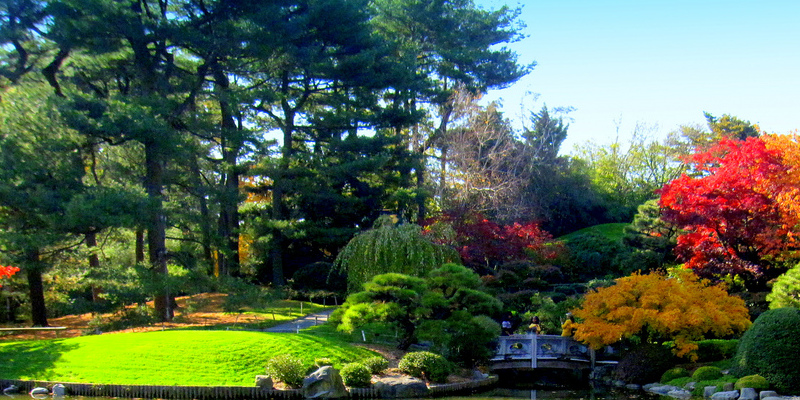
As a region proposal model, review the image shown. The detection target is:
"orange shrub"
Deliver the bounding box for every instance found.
[572,271,751,360]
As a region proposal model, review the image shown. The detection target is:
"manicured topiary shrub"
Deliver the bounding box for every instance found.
[398,351,452,383]
[340,363,372,388]
[734,375,769,390]
[696,339,738,362]
[615,344,675,384]
[265,354,309,388]
[692,366,723,381]
[733,307,800,393]
[661,367,690,383]
[362,356,388,374]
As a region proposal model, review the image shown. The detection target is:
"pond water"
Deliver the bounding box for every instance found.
[4,386,661,400]
[440,387,660,400]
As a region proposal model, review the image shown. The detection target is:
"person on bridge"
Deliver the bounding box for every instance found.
[527,315,542,334]
[501,314,513,335]
[561,313,577,337]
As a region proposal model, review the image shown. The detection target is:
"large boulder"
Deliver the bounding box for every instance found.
[373,376,428,398]
[52,384,68,396]
[2,385,19,395]
[710,391,740,400]
[255,375,273,390]
[738,388,758,400]
[302,366,348,399]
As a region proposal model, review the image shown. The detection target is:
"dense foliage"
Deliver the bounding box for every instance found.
[424,210,562,273]
[264,354,309,389]
[660,136,800,289]
[614,343,675,384]
[362,356,389,375]
[397,351,452,383]
[766,262,800,309]
[334,217,460,292]
[335,263,501,361]
[691,366,723,381]
[660,367,690,383]
[0,265,18,285]
[734,375,770,391]
[733,307,800,393]
[339,363,372,388]
[572,271,751,360]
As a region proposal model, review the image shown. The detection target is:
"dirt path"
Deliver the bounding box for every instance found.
[0,293,279,341]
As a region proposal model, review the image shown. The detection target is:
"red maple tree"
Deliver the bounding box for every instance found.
[659,137,798,288]
[0,265,20,287]
[424,210,561,272]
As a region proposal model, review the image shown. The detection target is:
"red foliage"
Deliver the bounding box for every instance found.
[659,137,796,286]
[0,265,20,287]
[424,210,561,271]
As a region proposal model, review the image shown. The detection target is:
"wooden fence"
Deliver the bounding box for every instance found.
[0,376,498,399]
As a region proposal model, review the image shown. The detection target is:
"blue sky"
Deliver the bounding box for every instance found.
[476,0,800,152]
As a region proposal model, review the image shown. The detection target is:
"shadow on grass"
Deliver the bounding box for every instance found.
[0,340,80,379]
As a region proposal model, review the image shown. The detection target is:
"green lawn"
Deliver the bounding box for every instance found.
[0,330,377,386]
[558,223,629,243]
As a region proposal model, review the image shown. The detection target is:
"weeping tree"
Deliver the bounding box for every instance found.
[334,216,460,292]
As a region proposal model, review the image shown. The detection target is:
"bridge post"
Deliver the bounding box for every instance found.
[531,334,537,369]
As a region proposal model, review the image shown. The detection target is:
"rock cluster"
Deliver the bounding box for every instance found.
[640,382,795,400]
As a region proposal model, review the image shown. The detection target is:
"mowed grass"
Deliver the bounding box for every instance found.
[558,223,629,243]
[0,330,377,386]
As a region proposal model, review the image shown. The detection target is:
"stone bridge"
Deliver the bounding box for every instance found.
[490,334,617,371]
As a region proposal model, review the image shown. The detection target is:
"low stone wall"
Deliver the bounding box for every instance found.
[0,375,498,399]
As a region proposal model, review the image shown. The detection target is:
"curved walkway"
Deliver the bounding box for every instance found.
[264,309,335,332]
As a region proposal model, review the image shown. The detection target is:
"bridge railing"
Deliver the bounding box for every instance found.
[491,334,593,368]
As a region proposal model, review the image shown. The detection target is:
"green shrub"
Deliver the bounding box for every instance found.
[766,263,800,309]
[690,376,738,397]
[418,313,500,367]
[661,367,690,383]
[734,375,769,390]
[362,356,388,374]
[733,307,800,393]
[663,376,693,388]
[265,354,308,388]
[340,363,372,388]
[398,351,452,383]
[692,366,723,381]
[696,339,738,362]
[615,343,676,384]
[314,358,333,368]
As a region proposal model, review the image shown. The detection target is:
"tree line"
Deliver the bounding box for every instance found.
[0,0,768,327]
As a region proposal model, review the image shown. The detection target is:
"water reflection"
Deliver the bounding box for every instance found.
[429,387,660,400]
[3,387,661,400]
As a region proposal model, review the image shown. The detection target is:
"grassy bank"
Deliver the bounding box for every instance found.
[0,330,377,386]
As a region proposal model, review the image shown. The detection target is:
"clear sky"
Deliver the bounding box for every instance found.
[475,0,800,152]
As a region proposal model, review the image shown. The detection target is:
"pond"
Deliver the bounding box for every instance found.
[3,386,661,400]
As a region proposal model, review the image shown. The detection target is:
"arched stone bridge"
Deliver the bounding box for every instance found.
[490,334,617,371]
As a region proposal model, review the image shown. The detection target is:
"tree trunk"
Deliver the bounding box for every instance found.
[189,156,214,270]
[25,249,48,327]
[86,231,102,302]
[269,76,296,287]
[135,228,145,264]
[214,67,241,277]
[145,143,172,322]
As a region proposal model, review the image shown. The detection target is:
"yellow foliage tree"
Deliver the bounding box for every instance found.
[763,132,800,224]
[572,271,751,360]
